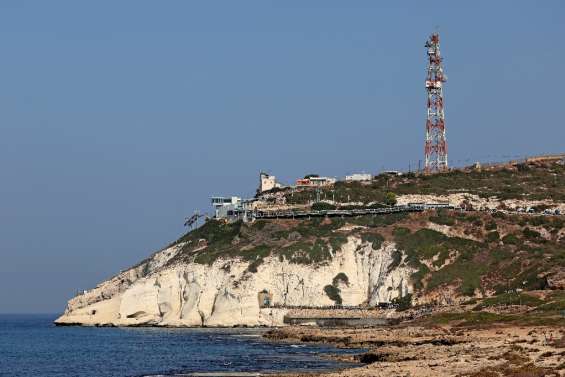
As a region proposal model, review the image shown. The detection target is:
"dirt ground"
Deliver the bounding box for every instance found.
[267,324,565,377]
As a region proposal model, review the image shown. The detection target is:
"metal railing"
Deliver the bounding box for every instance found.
[253,204,430,219]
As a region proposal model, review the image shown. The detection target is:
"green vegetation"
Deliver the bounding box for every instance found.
[502,234,520,245]
[278,240,332,265]
[285,160,565,205]
[391,293,412,311]
[384,192,397,206]
[329,235,348,251]
[251,220,268,231]
[323,284,342,305]
[293,217,344,238]
[429,311,514,326]
[429,208,455,226]
[474,292,543,310]
[332,272,349,287]
[522,215,564,233]
[534,290,565,312]
[421,289,565,329]
[166,217,355,268]
[388,249,403,272]
[324,272,350,305]
[350,213,408,227]
[165,163,564,302]
[486,231,500,243]
[485,220,498,231]
[522,227,541,240]
[426,293,565,328]
[393,228,487,296]
[173,219,242,249]
[361,233,384,249]
[432,247,450,268]
[186,221,245,265]
[243,245,271,272]
[311,202,337,211]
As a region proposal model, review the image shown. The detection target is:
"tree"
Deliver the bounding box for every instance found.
[384,192,397,206]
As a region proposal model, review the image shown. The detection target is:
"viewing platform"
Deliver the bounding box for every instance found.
[253,204,434,219]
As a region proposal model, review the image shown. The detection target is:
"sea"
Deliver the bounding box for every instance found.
[0,314,361,377]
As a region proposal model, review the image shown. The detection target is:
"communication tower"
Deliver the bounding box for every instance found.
[424,33,448,173]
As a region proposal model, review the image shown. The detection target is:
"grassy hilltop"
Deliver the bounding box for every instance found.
[284,157,565,205]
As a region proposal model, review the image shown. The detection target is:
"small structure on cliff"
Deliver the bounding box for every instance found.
[258,290,273,308]
[259,172,283,193]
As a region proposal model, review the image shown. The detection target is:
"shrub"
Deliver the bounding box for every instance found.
[329,235,347,251]
[388,250,403,272]
[244,245,271,272]
[332,273,349,287]
[523,227,541,240]
[429,214,455,226]
[394,229,484,296]
[384,192,397,206]
[323,285,342,305]
[486,231,500,243]
[311,202,337,211]
[278,240,332,265]
[361,233,384,249]
[350,213,408,227]
[432,247,450,267]
[476,293,543,309]
[502,234,520,245]
[391,293,412,311]
[393,227,411,237]
[252,220,267,230]
[493,211,506,219]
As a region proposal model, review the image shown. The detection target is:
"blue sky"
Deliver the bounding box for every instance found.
[0,1,563,313]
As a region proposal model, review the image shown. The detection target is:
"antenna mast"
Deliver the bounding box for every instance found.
[424,32,448,173]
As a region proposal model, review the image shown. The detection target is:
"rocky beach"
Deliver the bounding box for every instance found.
[268,322,565,377]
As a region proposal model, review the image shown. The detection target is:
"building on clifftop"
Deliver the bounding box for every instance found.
[259,171,282,193]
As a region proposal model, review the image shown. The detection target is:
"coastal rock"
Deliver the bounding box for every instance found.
[55,236,414,327]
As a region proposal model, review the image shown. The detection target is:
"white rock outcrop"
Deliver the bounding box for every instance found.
[55,236,414,327]
[397,193,565,212]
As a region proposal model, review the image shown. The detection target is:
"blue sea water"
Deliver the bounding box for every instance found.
[0,314,360,377]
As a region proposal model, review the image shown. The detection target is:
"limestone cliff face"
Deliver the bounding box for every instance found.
[55,236,413,327]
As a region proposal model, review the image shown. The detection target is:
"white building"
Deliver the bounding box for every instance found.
[211,196,257,221]
[211,196,242,219]
[310,176,336,186]
[345,173,372,182]
[296,176,336,187]
[259,172,282,193]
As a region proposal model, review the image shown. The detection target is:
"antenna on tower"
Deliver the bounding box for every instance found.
[424,32,448,173]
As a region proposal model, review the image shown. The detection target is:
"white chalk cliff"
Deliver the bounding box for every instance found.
[55,236,414,327]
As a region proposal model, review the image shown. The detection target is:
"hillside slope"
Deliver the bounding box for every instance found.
[55,159,565,327]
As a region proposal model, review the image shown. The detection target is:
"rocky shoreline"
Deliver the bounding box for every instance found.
[266,323,565,377]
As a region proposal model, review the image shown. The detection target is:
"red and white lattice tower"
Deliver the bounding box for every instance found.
[424,33,448,173]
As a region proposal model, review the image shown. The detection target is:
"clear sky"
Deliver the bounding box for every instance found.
[0,1,563,313]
